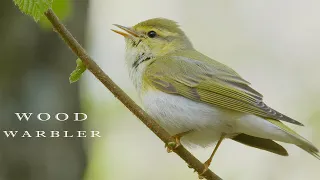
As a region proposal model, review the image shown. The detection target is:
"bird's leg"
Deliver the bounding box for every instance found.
[166,130,192,153]
[199,133,226,178]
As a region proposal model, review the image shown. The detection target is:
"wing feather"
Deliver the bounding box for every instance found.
[144,50,303,126]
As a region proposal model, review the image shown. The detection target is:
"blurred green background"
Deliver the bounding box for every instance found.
[0,0,319,180]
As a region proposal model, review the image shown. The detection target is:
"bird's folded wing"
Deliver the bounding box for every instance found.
[144,51,303,126]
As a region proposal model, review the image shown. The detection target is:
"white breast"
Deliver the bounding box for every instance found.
[142,90,238,147]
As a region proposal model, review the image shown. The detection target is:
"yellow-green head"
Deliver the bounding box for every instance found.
[112,18,193,58]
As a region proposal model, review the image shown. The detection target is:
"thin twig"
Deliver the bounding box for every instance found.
[44,8,222,180]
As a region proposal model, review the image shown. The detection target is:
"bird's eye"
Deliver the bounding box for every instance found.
[147,31,157,38]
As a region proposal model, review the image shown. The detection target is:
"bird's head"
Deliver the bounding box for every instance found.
[112,18,193,58]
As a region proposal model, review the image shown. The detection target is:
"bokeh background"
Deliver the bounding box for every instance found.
[1,0,319,180]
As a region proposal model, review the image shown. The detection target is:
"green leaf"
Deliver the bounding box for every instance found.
[69,58,87,83]
[39,0,72,29]
[13,0,53,21]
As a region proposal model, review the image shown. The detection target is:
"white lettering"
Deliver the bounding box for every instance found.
[51,131,59,137]
[15,113,32,121]
[64,131,73,137]
[74,113,87,121]
[55,113,69,121]
[37,113,50,121]
[3,131,18,137]
[77,131,86,137]
[91,131,101,137]
[22,131,32,137]
[36,131,46,137]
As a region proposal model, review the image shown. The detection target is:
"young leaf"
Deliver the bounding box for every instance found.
[39,0,72,29]
[13,0,53,21]
[69,58,87,83]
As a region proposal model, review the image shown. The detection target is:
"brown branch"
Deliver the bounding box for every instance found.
[44,8,222,180]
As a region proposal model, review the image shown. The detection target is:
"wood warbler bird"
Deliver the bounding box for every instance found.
[112,18,319,173]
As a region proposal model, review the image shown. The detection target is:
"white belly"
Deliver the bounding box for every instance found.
[142,90,292,148]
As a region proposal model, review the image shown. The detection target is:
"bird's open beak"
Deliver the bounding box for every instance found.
[111,24,139,38]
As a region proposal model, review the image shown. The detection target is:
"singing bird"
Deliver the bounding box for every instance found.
[112,18,319,174]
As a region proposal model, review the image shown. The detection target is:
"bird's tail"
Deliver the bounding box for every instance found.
[266,119,320,160]
[297,145,320,159]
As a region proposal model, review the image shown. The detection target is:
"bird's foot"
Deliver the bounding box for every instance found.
[198,160,210,179]
[165,130,191,153]
[165,135,182,153]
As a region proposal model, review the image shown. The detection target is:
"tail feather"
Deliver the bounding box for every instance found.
[297,145,320,160]
[267,119,320,160]
[232,133,288,156]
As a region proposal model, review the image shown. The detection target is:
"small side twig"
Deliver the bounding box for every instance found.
[44,9,222,180]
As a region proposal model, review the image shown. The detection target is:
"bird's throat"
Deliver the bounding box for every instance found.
[125,47,154,94]
[132,55,152,69]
